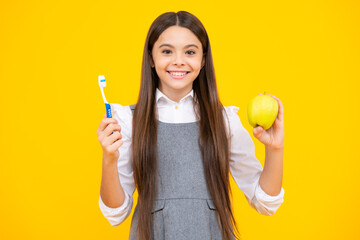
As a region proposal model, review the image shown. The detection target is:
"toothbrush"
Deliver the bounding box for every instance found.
[98,75,112,118]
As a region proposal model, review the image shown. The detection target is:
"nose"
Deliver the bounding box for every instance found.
[172,52,185,66]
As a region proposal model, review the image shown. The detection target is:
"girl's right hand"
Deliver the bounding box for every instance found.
[97,113,123,164]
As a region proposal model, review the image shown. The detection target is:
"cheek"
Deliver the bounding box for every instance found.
[190,59,203,70]
[155,58,170,69]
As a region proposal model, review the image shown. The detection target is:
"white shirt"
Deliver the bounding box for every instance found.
[99,88,285,226]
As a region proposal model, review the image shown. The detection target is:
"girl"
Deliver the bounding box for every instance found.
[97,11,285,240]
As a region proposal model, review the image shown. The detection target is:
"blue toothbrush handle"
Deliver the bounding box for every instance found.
[105,103,112,118]
[105,103,115,134]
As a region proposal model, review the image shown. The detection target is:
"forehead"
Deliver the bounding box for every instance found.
[155,26,202,48]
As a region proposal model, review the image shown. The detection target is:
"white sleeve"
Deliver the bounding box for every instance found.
[98,103,136,226]
[224,106,285,216]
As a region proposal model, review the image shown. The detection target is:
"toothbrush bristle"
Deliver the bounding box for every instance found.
[98,75,106,87]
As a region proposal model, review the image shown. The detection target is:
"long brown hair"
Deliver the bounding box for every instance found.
[131,11,241,240]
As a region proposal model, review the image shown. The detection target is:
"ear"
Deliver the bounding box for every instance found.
[149,51,155,68]
[201,54,206,68]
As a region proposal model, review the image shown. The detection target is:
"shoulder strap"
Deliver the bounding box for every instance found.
[129,104,136,115]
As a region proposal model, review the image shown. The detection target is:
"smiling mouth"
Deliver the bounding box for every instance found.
[167,71,190,79]
[167,71,190,76]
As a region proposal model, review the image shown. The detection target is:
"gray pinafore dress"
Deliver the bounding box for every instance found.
[128,104,228,240]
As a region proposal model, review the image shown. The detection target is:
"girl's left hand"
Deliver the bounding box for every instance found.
[252,93,284,151]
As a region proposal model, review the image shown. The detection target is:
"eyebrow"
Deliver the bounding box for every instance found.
[159,43,199,49]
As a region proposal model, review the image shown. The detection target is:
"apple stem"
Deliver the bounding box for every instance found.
[264,91,266,95]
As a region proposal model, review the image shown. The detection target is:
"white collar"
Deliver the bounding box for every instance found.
[155,88,194,104]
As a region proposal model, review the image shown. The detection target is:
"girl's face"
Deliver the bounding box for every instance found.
[151,26,205,101]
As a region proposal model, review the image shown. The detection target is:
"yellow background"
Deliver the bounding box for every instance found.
[1,0,359,239]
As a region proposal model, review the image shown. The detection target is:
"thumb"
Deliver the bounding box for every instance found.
[111,105,114,116]
[253,126,263,136]
[110,103,116,116]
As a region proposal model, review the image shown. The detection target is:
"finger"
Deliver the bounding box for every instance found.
[103,123,122,137]
[253,126,263,136]
[110,138,124,150]
[98,118,118,133]
[104,130,122,146]
[268,94,284,122]
[99,118,118,132]
[97,113,108,136]
[107,138,124,153]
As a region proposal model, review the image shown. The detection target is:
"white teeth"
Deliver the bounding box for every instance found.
[169,72,188,76]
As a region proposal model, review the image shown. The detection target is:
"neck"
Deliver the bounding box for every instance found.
[158,86,192,103]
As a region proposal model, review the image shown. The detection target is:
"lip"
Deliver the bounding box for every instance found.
[167,71,190,79]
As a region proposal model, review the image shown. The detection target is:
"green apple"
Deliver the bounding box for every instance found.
[247,92,279,130]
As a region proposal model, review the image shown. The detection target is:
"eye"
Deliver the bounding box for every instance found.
[162,49,171,54]
[186,50,195,55]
